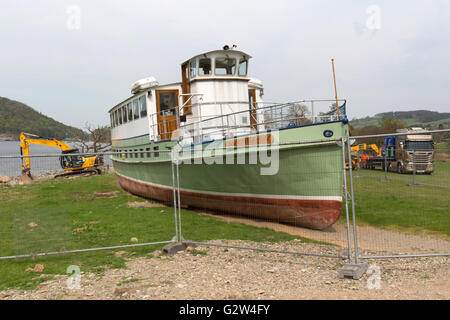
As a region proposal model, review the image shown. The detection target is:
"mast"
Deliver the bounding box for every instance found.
[331,58,340,118]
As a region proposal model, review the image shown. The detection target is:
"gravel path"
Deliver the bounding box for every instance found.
[1,240,449,300]
[198,212,450,254]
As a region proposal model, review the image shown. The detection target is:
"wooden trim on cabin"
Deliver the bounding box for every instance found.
[155,89,179,140]
[181,63,192,115]
[248,89,257,130]
[224,133,273,148]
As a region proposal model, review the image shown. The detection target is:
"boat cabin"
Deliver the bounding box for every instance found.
[109,47,264,144]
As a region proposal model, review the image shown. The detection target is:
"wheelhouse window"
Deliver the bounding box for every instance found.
[122,106,127,123]
[215,57,236,76]
[133,99,139,120]
[198,58,211,76]
[190,59,196,78]
[139,95,147,117]
[238,57,248,76]
[127,103,133,122]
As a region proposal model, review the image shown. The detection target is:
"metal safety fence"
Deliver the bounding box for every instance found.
[0,129,448,280]
[348,129,450,259]
[0,151,178,261]
[172,135,355,261]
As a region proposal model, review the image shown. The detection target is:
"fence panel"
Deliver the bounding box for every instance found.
[349,130,450,258]
[174,134,353,260]
[0,152,177,260]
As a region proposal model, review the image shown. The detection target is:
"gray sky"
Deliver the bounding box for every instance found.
[1,0,449,128]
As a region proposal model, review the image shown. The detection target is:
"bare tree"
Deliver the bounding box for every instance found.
[75,122,111,153]
[289,103,312,125]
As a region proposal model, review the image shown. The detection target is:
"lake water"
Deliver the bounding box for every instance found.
[0,141,112,177]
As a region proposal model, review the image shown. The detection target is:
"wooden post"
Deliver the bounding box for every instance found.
[331,59,340,118]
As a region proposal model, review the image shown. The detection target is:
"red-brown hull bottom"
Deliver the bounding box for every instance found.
[117,175,342,230]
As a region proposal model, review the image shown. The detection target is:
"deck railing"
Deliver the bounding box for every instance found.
[148,99,347,144]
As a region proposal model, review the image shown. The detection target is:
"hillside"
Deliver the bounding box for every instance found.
[0,97,87,140]
[351,110,450,129]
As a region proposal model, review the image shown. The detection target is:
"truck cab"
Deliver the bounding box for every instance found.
[392,128,434,174]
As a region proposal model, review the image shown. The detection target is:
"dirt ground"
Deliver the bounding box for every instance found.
[1,239,449,300]
[198,212,450,254]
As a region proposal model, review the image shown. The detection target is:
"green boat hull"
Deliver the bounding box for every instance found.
[112,121,347,229]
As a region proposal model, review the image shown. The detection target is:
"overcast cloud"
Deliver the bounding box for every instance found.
[0,0,449,128]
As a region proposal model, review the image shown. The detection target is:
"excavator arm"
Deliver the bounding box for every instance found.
[20,132,72,172]
[350,143,382,156]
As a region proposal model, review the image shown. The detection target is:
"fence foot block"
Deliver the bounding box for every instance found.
[162,241,197,255]
[338,262,368,280]
[162,242,187,255]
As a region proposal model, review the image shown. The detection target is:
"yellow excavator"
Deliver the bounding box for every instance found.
[351,143,381,156]
[346,143,382,169]
[20,132,104,180]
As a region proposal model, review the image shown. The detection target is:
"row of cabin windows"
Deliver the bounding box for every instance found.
[110,95,147,128]
[189,57,248,78]
[114,146,160,158]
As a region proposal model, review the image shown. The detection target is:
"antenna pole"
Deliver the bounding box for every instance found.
[331,58,340,117]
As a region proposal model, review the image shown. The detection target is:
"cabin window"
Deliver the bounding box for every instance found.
[154,146,159,157]
[140,149,144,158]
[140,95,147,117]
[118,110,121,125]
[133,99,140,120]
[190,60,196,78]
[238,58,248,76]
[113,112,117,127]
[122,107,127,123]
[146,147,151,157]
[215,57,236,76]
[126,103,133,121]
[158,92,177,115]
[134,149,138,158]
[198,58,211,76]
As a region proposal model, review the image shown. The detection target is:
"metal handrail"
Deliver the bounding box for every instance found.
[145,98,346,143]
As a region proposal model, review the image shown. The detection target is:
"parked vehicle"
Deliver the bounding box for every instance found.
[20,132,104,180]
[362,128,434,174]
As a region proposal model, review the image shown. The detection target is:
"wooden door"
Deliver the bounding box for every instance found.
[181,63,192,115]
[156,89,179,140]
[248,89,257,130]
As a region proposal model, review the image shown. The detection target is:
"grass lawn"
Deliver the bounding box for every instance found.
[346,161,449,237]
[1,163,448,291]
[0,173,312,291]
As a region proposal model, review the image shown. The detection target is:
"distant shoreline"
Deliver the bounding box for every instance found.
[0,137,17,141]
